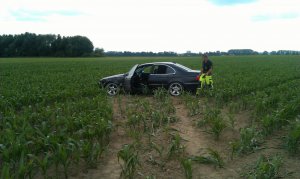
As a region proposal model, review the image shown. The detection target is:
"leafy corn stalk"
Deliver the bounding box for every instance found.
[181,158,193,179]
[190,148,224,168]
[284,120,300,154]
[118,144,140,179]
[167,133,185,159]
[231,127,262,155]
[243,155,282,179]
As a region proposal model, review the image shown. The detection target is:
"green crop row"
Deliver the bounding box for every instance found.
[0,93,112,178]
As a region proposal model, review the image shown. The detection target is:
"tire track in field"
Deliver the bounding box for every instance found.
[171,97,210,156]
[170,97,242,178]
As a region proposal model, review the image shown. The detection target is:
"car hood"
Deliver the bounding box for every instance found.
[101,73,125,80]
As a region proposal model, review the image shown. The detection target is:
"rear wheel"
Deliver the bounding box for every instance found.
[168,82,183,96]
[106,82,119,96]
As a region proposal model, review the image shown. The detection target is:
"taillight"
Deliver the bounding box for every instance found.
[196,75,200,81]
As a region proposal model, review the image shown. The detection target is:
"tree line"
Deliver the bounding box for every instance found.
[0,32,104,57]
[105,49,300,57]
[1,33,299,57]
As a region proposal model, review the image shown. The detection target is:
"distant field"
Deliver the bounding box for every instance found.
[1,56,300,178]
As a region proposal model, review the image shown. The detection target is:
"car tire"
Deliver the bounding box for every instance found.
[105,82,119,96]
[168,82,183,96]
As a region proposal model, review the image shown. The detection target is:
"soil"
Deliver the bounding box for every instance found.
[72,95,300,179]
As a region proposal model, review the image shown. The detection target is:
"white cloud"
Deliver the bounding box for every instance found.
[0,0,299,52]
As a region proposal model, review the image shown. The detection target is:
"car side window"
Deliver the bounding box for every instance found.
[152,65,174,74]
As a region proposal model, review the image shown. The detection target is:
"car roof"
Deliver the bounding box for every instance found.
[139,62,176,66]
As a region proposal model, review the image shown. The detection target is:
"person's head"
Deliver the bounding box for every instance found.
[202,54,208,62]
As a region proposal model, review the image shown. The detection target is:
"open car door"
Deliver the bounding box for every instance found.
[124,64,138,92]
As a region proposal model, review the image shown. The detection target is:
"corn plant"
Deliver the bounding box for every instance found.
[30,152,51,179]
[145,175,156,179]
[167,133,185,159]
[154,88,175,114]
[198,108,226,140]
[181,158,193,179]
[1,163,10,179]
[81,141,102,168]
[209,116,226,140]
[57,144,71,179]
[231,127,262,155]
[150,142,164,158]
[228,102,240,114]
[197,107,220,128]
[190,148,224,168]
[261,115,277,136]
[284,120,300,154]
[243,155,282,179]
[227,112,236,129]
[153,87,169,102]
[118,144,140,179]
[15,142,36,178]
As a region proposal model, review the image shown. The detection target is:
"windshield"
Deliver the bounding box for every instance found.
[128,64,138,76]
[175,64,192,71]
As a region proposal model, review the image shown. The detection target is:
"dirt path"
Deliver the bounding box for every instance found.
[78,96,132,179]
[171,97,211,156]
[170,97,246,178]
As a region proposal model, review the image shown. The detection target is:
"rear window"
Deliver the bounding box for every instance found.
[175,64,192,71]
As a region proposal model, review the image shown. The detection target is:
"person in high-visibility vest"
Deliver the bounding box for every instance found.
[199,54,213,89]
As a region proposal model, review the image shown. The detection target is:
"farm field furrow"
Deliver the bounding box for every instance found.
[1,56,300,178]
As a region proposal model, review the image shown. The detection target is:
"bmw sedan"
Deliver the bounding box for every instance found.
[99,62,200,96]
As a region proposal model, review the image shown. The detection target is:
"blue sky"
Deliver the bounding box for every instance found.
[10,9,82,22]
[0,0,299,52]
[252,12,299,21]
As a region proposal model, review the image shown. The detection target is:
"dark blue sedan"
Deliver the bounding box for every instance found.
[99,62,200,96]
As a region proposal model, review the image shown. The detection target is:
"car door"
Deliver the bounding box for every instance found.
[148,65,176,88]
[124,64,138,92]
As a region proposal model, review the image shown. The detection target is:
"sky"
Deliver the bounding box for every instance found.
[0,0,299,53]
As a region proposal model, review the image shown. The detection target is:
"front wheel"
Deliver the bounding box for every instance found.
[168,82,183,96]
[105,82,119,96]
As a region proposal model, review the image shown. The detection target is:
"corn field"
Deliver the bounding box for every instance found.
[1,56,300,178]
